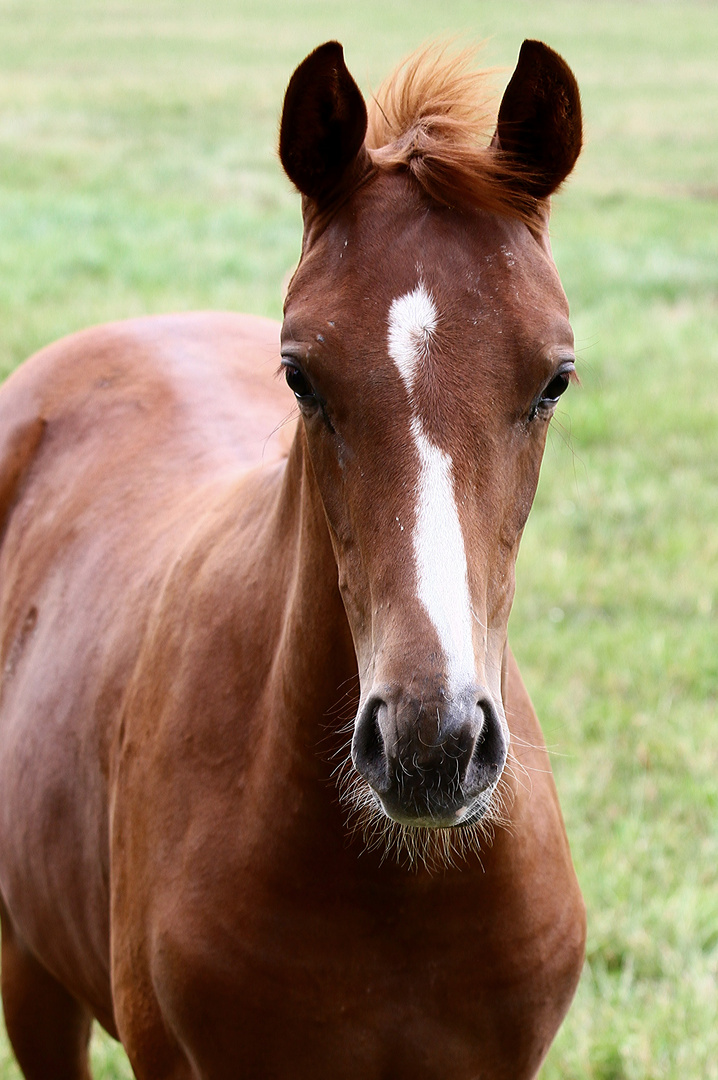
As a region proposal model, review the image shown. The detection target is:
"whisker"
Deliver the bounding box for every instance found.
[333,739,511,872]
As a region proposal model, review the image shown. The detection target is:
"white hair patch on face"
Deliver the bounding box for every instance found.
[411,421,475,691]
[388,284,476,698]
[387,281,438,398]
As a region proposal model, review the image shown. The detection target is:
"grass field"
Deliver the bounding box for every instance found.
[0,1,716,1077]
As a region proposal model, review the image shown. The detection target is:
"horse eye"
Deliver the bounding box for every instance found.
[541,372,570,406]
[284,364,314,400]
[529,364,574,422]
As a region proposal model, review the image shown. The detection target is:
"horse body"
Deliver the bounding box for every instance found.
[0,313,288,1023]
[0,40,585,1080]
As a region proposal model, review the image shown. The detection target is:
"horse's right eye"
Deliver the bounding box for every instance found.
[283,364,314,401]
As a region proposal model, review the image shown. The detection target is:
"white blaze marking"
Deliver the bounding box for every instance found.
[387,282,437,395]
[387,283,475,696]
[411,421,476,690]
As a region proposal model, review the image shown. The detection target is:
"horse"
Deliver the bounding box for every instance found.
[0,38,585,1080]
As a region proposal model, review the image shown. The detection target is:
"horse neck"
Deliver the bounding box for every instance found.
[262,423,358,764]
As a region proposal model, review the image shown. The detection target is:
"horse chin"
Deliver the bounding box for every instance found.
[342,782,506,872]
[337,752,509,869]
[373,786,497,830]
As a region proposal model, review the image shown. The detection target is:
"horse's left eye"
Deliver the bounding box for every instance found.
[541,372,570,406]
[533,364,575,418]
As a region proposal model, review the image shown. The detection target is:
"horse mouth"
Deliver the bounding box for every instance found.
[335,773,509,871]
[338,723,510,869]
[370,783,498,830]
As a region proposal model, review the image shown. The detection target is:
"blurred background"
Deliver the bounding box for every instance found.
[0,1,716,1077]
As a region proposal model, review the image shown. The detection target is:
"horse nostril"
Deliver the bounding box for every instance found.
[464,697,507,797]
[351,698,390,794]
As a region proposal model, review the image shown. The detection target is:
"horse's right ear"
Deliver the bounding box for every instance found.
[279,42,368,205]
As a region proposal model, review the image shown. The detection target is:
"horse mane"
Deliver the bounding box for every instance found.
[366,45,537,223]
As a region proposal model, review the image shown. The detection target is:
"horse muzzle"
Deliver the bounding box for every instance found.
[351,686,508,828]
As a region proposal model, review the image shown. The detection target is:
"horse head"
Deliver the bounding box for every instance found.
[278,41,581,838]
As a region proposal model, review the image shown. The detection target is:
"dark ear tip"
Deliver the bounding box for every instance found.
[306,40,345,62]
[283,41,345,97]
[517,39,579,84]
[518,38,546,59]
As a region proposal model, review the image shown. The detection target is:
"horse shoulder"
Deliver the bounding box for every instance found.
[0,311,293,1030]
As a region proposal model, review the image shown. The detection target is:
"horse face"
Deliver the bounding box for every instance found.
[279,41,580,832]
[281,178,574,829]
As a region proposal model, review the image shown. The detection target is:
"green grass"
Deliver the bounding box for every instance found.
[0,1,716,1077]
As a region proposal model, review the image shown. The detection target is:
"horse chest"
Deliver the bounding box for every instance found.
[130,839,576,1080]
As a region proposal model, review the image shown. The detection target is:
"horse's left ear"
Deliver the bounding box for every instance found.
[279,41,368,204]
[494,40,582,199]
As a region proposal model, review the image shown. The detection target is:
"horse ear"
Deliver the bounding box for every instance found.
[494,40,582,199]
[279,41,368,204]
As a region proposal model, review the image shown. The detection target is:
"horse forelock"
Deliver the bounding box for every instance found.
[365,44,539,224]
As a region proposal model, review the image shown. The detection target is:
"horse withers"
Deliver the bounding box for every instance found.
[0,39,585,1080]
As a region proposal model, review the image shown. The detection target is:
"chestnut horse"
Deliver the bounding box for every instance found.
[0,39,585,1080]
